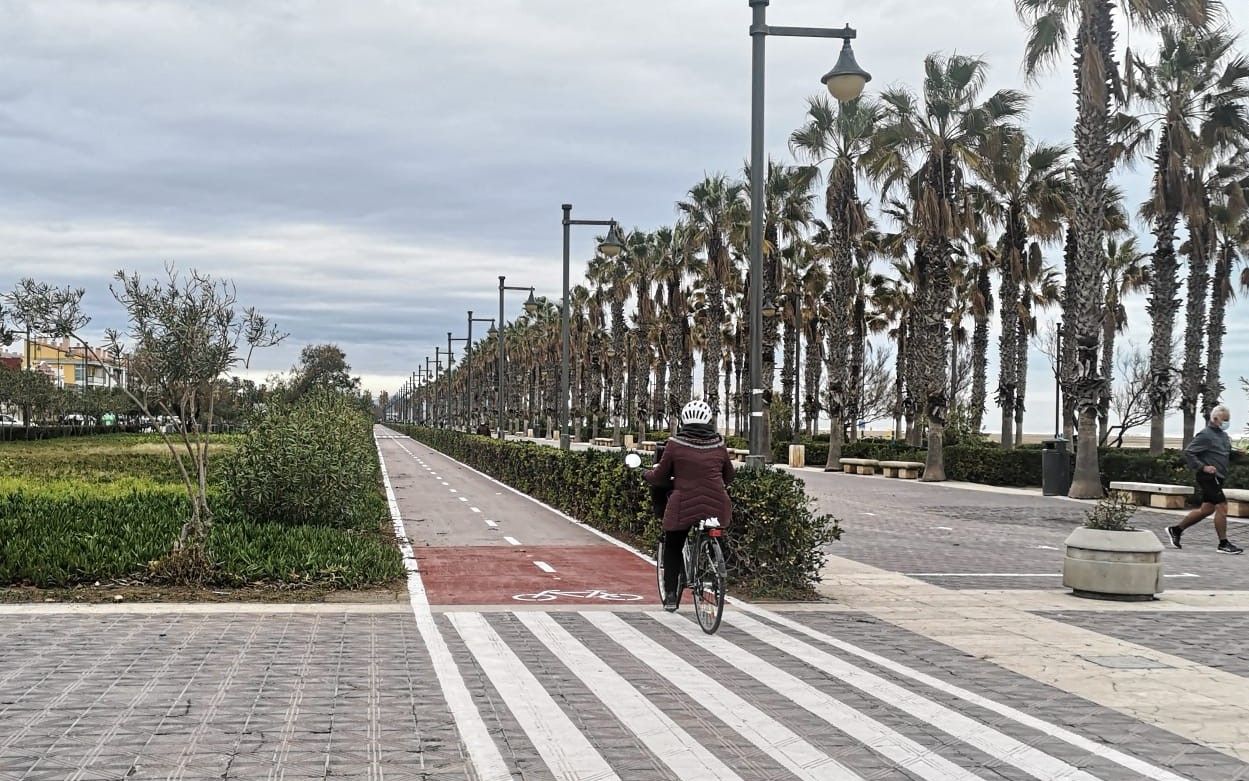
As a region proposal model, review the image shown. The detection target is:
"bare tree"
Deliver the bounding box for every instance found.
[7,267,284,581]
[857,343,896,429]
[1103,345,1176,448]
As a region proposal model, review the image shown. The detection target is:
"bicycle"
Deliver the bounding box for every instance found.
[656,517,727,634]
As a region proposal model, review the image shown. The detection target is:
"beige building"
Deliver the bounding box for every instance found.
[19,338,128,390]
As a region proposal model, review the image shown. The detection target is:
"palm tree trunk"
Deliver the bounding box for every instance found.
[998,222,1022,450]
[704,284,723,418]
[893,325,906,440]
[1146,132,1182,454]
[970,263,991,433]
[1201,242,1232,417]
[782,313,797,436]
[848,296,866,443]
[804,317,822,437]
[1180,217,1211,446]
[1065,0,1114,499]
[611,299,626,443]
[824,186,854,470]
[1098,290,1116,446]
[917,240,950,482]
[1014,309,1029,447]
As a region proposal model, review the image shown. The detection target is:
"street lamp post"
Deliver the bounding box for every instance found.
[467,311,495,434]
[1055,320,1063,440]
[560,205,624,451]
[745,0,870,468]
[426,356,438,427]
[496,275,538,441]
[448,331,469,431]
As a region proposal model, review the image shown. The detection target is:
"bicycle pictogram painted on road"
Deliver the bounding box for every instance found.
[512,589,644,602]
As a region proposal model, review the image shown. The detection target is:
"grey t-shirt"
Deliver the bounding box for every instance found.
[1184,424,1231,479]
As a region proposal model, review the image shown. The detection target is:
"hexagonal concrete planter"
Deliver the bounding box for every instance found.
[1062,527,1164,601]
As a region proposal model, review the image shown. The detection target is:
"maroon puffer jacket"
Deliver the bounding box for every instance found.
[643,429,735,532]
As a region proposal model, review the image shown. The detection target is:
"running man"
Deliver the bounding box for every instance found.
[1168,404,1243,554]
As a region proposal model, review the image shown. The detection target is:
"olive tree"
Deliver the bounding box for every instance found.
[7,267,285,581]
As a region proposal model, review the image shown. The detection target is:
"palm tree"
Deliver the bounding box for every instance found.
[679,176,746,425]
[868,54,1026,480]
[971,127,1069,448]
[1099,236,1151,444]
[1017,0,1221,492]
[1127,23,1249,450]
[624,229,658,442]
[790,94,879,468]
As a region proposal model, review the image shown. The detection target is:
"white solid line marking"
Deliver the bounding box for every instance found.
[586,613,857,780]
[727,605,1193,781]
[932,526,953,531]
[648,612,979,781]
[534,561,556,573]
[447,613,618,781]
[504,536,521,546]
[517,613,744,781]
[727,612,1102,781]
[903,572,1199,578]
[863,512,877,516]
[485,520,498,528]
[374,437,510,781]
[470,507,481,513]
[1035,545,1060,550]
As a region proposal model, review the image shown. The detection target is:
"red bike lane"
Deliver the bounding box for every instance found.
[378,432,660,606]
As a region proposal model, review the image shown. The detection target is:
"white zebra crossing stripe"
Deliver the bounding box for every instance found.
[584,612,863,781]
[730,604,1194,781]
[447,613,619,781]
[515,612,745,781]
[648,612,984,781]
[375,438,511,781]
[725,612,1099,781]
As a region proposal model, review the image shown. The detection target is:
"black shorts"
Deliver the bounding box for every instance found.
[1197,472,1227,505]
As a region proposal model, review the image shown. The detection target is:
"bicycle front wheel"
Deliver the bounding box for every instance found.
[692,537,726,634]
[655,539,667,604]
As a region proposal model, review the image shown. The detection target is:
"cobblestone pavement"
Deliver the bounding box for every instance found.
[786,470,1249,591]
[1042,611,1249,680]
[4,604,1246,781]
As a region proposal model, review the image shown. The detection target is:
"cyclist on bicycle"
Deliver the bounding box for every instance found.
[644,399,734,610]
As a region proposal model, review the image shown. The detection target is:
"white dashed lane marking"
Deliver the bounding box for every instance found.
[485,519,498,528]
[534,561,556,573]
[504,536,521,546]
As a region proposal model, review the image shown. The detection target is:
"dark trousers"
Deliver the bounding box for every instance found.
[662,528,690,596]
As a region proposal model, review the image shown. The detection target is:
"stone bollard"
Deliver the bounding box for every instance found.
[624,434,635,449]
[787,444,806,468]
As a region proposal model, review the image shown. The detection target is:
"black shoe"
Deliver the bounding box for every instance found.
[1217,540,1243,555]
[1167,526,1183,550]
[662,592,679,612]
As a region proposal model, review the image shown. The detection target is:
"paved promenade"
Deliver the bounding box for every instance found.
[0,428,1245,780]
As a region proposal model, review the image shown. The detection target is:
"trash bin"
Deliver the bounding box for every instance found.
[1042,438,1072,496]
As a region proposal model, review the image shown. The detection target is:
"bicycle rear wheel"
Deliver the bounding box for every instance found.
[655,539,666,604]
[692,537,726,634]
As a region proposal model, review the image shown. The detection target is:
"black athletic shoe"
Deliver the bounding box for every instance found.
[1167,526,1183,550]
[1217,540,1243,555]
[662,591,679,612]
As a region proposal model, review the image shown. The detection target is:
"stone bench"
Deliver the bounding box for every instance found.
[639,440,660,452]
[880,460,925,479]
[728,448,750,463]
[839,458,880,476]
[590,437,615,448]
[1109,481,1193,510]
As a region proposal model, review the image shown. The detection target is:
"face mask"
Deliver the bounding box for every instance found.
[1220,420,1231,431]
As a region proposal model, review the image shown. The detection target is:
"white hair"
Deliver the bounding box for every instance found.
[1211,405,1231,421]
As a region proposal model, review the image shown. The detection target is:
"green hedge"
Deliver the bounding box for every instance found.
[397,426,841,597]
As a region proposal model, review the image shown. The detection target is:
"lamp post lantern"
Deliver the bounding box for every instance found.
[745,0,869,468]
[560,205,623,451]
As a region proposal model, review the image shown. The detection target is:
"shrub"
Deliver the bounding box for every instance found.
[1083,493,1138,531]
[0,487,403,588]
[223,392,381,528]
[397,425,841,596]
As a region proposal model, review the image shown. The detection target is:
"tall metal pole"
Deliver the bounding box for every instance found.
[560,204,573,450]
[746,0,768,468]
[498,276,506,440]
[794,284,802,436]
[445,333,454,430]
[1055,321,1063,439]
[466,312,474,431]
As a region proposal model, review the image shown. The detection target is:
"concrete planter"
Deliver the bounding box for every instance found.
[1062,527,1164,601]
[787,444,806,468]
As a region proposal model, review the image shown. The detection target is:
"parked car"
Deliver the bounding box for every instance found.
[0,414,23,427]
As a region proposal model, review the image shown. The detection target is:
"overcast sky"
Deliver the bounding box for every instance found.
[1,0,1245,436]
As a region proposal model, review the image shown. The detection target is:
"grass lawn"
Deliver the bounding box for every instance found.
[0,433,405,596]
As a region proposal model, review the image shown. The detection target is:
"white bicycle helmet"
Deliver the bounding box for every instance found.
[681,400,713,426]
